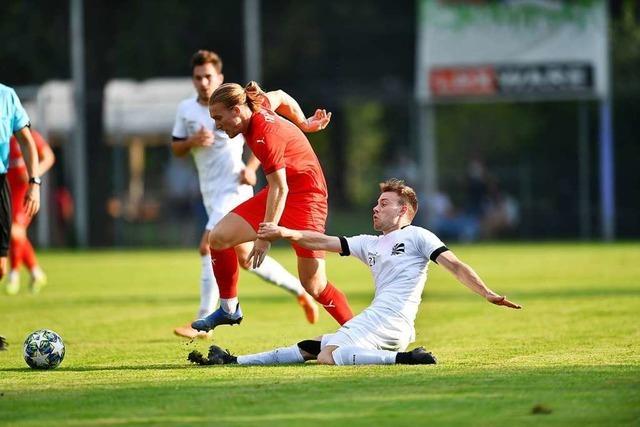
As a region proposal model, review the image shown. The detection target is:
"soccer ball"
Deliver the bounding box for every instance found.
[23,329,65,370]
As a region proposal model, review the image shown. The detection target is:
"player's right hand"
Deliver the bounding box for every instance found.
[257,222,283,241]
[193,126,214,147]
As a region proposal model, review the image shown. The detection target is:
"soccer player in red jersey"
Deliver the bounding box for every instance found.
[192,81,354,332]
[5,130,55,295]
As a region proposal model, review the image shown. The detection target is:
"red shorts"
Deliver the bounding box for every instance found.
[10,182,30,227]
[232,187,328,258]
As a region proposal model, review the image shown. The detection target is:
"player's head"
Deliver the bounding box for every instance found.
[208,81,264,138]
[191,50,224,103]
[373,179,419,232]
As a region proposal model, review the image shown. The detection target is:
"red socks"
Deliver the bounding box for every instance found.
[9,238,38,271]
[9,237,23,270]
[315,282,354,325]
[210,248,353,325]
[210,247,239,299]
[22,239,37,269]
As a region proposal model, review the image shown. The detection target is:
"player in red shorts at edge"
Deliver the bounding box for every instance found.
[5,130,55,295]
[192,82,354,331]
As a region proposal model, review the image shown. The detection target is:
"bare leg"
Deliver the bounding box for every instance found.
[235,242,318,323]
[298,257,353,324]
[208,213,257,250]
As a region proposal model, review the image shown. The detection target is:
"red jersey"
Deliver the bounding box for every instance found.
[8,130,49,188]
[244,105,328,200]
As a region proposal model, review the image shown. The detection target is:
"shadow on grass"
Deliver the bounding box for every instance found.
[34,292,374,307]
[0,363,194,372]
[1,365,638,426]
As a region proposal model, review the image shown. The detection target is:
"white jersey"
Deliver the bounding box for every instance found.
[343,225,447,327]
[172,97,252,227]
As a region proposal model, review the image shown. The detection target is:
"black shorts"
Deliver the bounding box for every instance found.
[0,174,11,257]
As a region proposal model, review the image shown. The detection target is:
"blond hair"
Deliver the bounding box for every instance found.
[209,81,264,112]
[379,178,419,220]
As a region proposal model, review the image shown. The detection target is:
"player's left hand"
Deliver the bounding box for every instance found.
[24,186,40,217]
[239,168,257,186]
[300,109,332,133]
[486,293,522,309]
[248,238,271,269]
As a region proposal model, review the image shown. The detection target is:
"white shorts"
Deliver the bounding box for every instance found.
[203,184,253,230]
[321,307,415,352]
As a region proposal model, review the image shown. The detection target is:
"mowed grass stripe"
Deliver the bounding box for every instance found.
[0,243,638,426]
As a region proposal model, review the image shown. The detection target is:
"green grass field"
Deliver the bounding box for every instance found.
[0,243,639,426]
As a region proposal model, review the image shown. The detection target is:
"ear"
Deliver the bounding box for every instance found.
[219,73,224,84]
[232,105,241,115]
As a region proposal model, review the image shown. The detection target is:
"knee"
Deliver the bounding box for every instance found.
[316,349,336,365]
[198,242,210,256]
[208,230,232,251]
[11,225,26,241]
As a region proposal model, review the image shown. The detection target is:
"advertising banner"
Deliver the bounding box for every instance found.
[416,0,609,102]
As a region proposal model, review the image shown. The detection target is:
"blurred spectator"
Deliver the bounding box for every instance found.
[163,156,202,244]
[481,180,520,239]
[422,189,480,243]
[384,152,419,187]
[53,185,75,246]
[465,158,490,219]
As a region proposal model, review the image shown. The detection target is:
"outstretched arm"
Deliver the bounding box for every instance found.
[263,90,331,133]
[436,250,521,309]
[258,223,342,253]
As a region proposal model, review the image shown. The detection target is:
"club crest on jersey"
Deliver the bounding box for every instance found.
[391,243,405,256]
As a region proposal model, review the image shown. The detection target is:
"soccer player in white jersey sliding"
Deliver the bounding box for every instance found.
[171,50,322,339]
[188,178,521,365]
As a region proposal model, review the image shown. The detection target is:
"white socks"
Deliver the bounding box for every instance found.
[8,270,19,284]
[237,344,305,365]
[31,266,45,280]
[250,256,305,296]
[220,297,238,314]
[331,346,397,365]
[198,254,218,319]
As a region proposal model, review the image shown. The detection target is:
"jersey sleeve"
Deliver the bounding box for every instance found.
[11,89,30,132]
[250,112,285,175]
[343,234,375,265]
[171,103,188,140]
[416,228,448,263]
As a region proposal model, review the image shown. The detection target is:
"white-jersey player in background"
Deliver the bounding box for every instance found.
[172,50,320,339]
[189,178,521,365]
